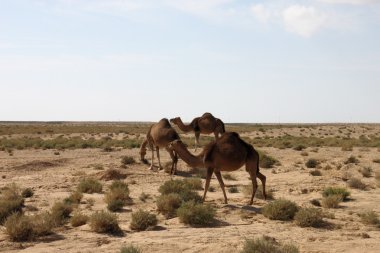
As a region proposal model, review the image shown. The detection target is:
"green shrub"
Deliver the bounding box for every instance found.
[89,211,121,234]
[77,178,102,193]
[177,201,215,226]
[120,245,141,253]
[50,202,73,226]
[21,188,34,198]
[321,195,342,209]
[241,236,299,253]
[4,213,34,241]
[130,209,158,231]
[294,208,323,227]
[157,193,182,218]
[121,156,135,165]
[322,187,350,201]
[359,211,380,226]
[348,177,366,190]
[262,199,298,221]
[70,212,88,227]
[344,155,359,164]
[305,159,318,168]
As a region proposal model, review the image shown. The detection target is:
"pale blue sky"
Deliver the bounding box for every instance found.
[1,0,379,123]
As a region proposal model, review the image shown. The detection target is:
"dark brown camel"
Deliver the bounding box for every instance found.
[168,132,266,205]
[170,112,225,150]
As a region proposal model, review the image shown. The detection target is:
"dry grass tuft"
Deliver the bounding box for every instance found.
[177,201,215,227]
[77,178,103,194]
[130,209,158,231]
[157,193,182,218]
[262,199,298,221]
[322,187,350,201]
[50,201,73,226]
[105,181,131,212]
[241,236,299,253]
[359,211,380,226]
[294,208,323,227]
[99,169,127,181]
[89,211,121,234]
[120,245,142,253]
[348,177,366,190]
[70,212,88,227]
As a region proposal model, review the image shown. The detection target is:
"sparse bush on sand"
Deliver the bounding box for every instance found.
[241,236,299,253]
[70,212,88,227]
[321,195,342,209]
[77,178,103,194]
[359,211,380,226]
[322,187,350,201]
[157,193,182,218]
[348,177,366,190]
[89,210,121,234]
[130,209,157,231]
[262,199,298,221]
[120,245,142,253]
[294,208,323,227]
[177,201,215,226]
[305,159,318,168]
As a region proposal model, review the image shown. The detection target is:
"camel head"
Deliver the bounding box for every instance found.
[169,117,180,125]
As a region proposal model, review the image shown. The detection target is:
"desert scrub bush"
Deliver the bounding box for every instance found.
[157,193,182,218]
[310,199,321,207]
[100,168,127,181]
[293,144,306,151]
[321,195,342,208]
[120,245,142,253]
[241,236,299,253]
[305,158,318,168]
[139,192,150,202]
[228,186,239,193]
[77,178,102,193]
[105,181,131,212]
[89,211,121,234]
[121,155,135,165]
[64,191,83,205]
[260,154,280,169]
[262,199,298,221]
[360,167,372,178]
[309,170,322,176]
[50,201,73,226]
[348,177,366,190]
[177,201,215,226]
[158,179,202,203]
[322,187,350,201]
[0,184,24,224]
[242,185,274,200]
[359,211,380,226]
[70,212,88,227]
[294,208,323,227]
[222,173,237,181]
[21,188,34,198]
[130,209,158,231]
[344,155,359,164]
[183,177,203,190]
[4,213,34,241]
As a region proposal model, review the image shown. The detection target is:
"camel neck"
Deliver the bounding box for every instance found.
[174,118,194,132]
[172,142,204,168]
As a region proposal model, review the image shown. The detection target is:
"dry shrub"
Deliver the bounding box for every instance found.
[0,184,24,224]
[139,192,149,202]
[120,245,142,253]
[293,145,306,151]
[50,202,73,226]
[348,177,366,190]
[305,159,318,168]
[4,213,34,241]
[183,177,203,190]
[64,191,83,205]
[70,212,88,227]
[322,187,350,201]
[105,181,131,212]
[32,212,55,236]
[321,195,342,208]
[77,178,102,193]
[360,167,372,178]
[157,193,182,218]
[99,169,127,181]
[159,179,202,203]
[294,208,323,227]
[344,155,359,164]
[89,211,121,234]
[241,236,299,253]
[242,185,274,200]
[228,186,239,193]
[177,201,215,226]
[359,211,380,226]
[223,173,237,181]
[310,199,321,207]
[21,188,34,198]
[121,156,135,165]
[262,199,298,221]
[260,154,280,169]
[310,170,322,176]
[130,209,157,231]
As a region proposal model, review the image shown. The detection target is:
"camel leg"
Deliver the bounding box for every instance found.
[247,163,258,205]
[149,146,154,170]
[165,147,178,175]
[194,132,200,151]
[257,172,267,200]
[202,167,214,202]
[214,171,228,204]
[156,147,163,171]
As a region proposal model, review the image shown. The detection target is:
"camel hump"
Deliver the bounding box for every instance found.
[201,112,214,118]
[158,118,172,128]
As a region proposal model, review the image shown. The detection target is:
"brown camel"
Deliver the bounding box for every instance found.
[139,118,180,175]
[170,112,225,150]
[168,132,266,205]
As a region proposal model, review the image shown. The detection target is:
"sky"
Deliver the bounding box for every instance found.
[0,0,380,123]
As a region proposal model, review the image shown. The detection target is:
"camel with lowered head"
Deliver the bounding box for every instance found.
[139,118,180,175]
[170,112,225,150]
[168,132,266,205]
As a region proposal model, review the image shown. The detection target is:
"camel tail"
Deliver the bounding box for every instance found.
[139,139,149,164]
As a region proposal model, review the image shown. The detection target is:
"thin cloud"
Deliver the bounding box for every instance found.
[318,0,380,5]
[251,4,272,23]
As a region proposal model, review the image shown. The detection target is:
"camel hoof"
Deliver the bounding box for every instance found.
[148,166,154,171]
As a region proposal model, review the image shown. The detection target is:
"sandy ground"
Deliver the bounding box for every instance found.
[1,127,380,253]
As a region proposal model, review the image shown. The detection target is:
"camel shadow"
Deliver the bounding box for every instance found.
[37,233,65,243]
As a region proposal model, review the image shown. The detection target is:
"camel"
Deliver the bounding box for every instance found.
[170,112,225,150]
[168,132,266,205]
[139,118,180,175]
